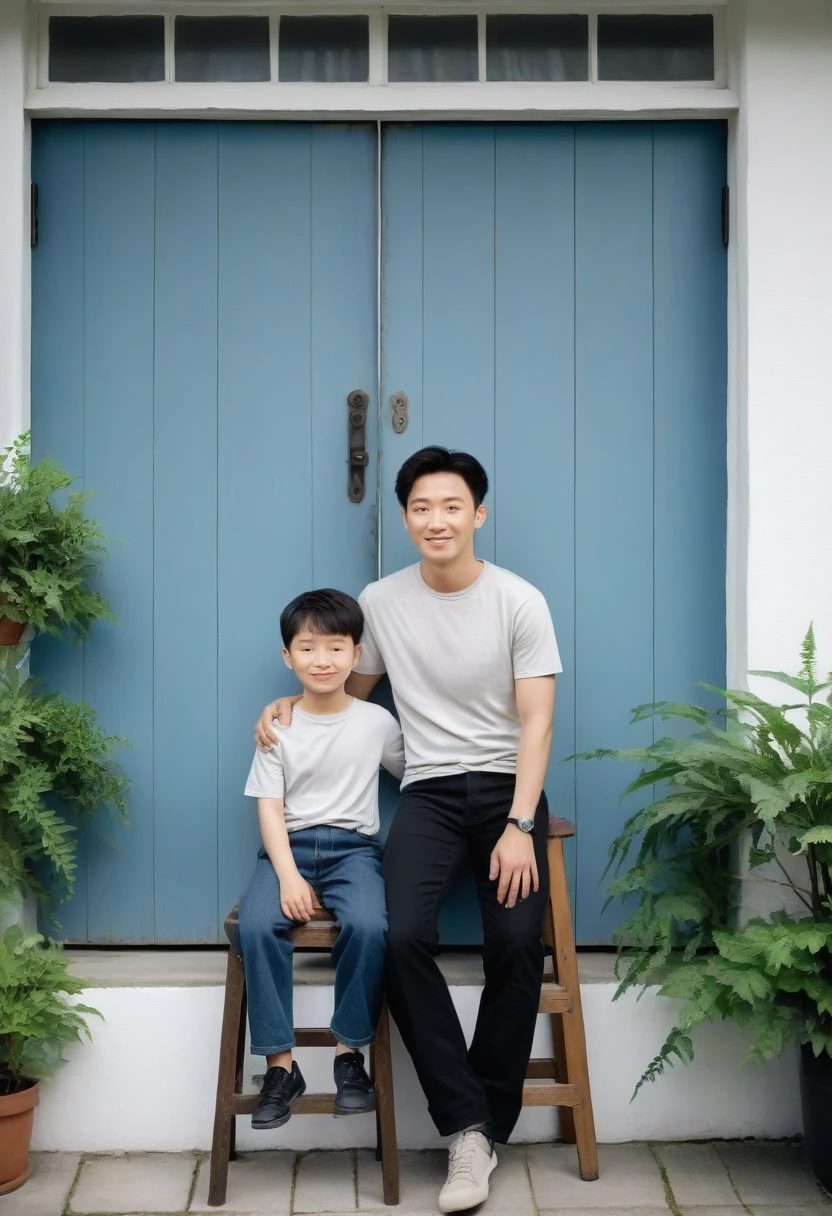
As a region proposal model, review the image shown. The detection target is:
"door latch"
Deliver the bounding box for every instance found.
[390,391,409,434]
[347,389,370,503]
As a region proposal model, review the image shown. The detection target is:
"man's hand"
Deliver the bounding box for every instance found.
[279,869,316,923]
[254,697,301,750]
[489,826,539,908]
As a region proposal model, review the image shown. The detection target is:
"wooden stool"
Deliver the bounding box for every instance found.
[208,900,399,1207]
[522,816,599,1181]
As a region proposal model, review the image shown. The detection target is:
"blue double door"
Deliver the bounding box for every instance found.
[32,121,726,944]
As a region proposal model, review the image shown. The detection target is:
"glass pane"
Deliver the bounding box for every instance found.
[175,17,270,83]
[486,14,588,81]
[49,16,164,83]
[597,15,714,81]
[387,16,478,83]
[279,16,369,83]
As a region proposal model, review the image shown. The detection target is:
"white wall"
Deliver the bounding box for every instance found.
[0,0,30,452]
[740,0,832,687]
[31,982,800,1153]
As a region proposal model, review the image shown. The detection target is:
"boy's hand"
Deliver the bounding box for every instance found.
[255,697,301,750]
[489,827,539,909]
[279,870,316,923]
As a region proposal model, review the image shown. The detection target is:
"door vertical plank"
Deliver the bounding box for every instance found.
[574,125,654,943]
[217,124,314,926]
[82,123,156,942]
[494,124,577,909]
[310,125,378,595]
[417,124,497,941]
[380,125,424,577]
[653,124,727,709]
[152,124,219,941]
[421,124,496,562]
[30,123,88,940]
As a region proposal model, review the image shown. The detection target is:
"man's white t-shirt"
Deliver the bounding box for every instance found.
[245,699,405,836]
[356,561,561,787]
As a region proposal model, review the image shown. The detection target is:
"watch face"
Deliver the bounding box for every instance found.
[517,818,534,833]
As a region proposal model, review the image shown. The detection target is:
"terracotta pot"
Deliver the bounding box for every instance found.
[0,1079,39,1195]
[0,616,26,647]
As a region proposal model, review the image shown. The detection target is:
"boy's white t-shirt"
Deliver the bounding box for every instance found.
[356,561,561,787]
[245,699,405,836]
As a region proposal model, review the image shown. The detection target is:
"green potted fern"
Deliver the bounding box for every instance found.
[0,436,128,1192]
[0,926,99,1194]
[577,625,832,1190]
[0,648,129,909]
[0,432,113,646]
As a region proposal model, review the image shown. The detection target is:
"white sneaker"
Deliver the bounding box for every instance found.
[438,1130,498,1212]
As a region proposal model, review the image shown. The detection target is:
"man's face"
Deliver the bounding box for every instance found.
[283,631,361,694]
[402,471,487,565]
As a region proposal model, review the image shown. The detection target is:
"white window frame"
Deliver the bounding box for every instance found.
[36,2,727,90]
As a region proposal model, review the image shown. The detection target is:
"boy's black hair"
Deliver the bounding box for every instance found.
[280,589,364,648]
[394,446,489,510]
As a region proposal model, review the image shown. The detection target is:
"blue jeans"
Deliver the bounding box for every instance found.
[237,827,387,1056]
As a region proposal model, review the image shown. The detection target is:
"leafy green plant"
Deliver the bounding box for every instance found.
[0,431,113,638]
[577,624,832,1096]
[0,925,100,1094]
[0,654,129,907]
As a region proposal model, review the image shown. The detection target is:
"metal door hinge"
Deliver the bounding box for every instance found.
[721,185,729,248]
[390,391,409,434]
[30,183,39,248]
[347,389,370,503]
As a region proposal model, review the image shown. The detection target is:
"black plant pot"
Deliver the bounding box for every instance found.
[800,1043,832,1193]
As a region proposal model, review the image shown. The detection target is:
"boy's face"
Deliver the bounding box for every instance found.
[283,630,361,695]
[401,471,487,566]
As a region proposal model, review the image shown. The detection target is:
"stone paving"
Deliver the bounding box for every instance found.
[5,1142,831,1216]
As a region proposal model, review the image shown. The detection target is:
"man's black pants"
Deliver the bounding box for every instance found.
[382,772,549,1143]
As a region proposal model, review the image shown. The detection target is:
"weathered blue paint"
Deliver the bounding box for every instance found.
[31,120,725,944]
[31,122,378,942]
[380,122,726,943]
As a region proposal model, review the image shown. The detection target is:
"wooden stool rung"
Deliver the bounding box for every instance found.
[538,985,572,1014]
[295,1028,338,1047]
[525,1058,557,1079]
[233,1092,338,1116]
[522,1081,582,1108]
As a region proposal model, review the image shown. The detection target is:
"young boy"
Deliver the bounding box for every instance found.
[238,588,405,1130]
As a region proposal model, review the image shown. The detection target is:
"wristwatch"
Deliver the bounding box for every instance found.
[506,816,535,833]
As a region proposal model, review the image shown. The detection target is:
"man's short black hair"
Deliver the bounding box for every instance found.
[280,589,364,648]
[394,446,489,510]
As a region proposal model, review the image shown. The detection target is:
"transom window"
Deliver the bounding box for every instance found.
[43,9,722,87]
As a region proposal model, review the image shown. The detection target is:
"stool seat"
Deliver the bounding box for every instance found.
[209,895,399,1206]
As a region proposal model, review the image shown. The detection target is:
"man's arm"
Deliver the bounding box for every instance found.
[253,670,383,750]
[489,675,556,908]
[511,674,555,819]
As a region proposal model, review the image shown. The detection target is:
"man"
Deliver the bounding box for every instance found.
[256,446,559,1212]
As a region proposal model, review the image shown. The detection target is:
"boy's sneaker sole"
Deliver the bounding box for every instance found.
[333,1091,376,1117]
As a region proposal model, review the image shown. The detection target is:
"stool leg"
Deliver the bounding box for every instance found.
[550,1011,576,1144]
[209,948,246,1206]
[229,986,247,1161]
[548,839,599,1182]
[372,999,400,1205]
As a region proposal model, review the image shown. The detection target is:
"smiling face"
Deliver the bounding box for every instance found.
[402,470,487,566]
[283,629,361,696]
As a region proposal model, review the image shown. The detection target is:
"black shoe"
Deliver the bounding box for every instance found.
[333,1051,376,1116]
[252,1062,306,1129]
